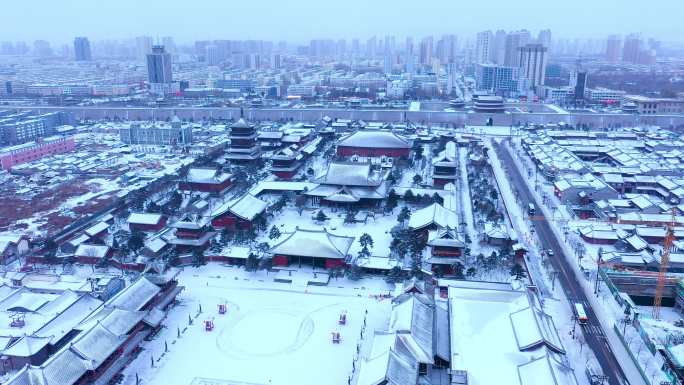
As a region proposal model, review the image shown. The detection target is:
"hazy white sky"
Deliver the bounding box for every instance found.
[2,0,681,43]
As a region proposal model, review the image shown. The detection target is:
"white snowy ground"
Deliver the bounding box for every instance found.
[121,265,393,385]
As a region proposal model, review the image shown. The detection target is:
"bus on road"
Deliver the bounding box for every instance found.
[574,302,588,324]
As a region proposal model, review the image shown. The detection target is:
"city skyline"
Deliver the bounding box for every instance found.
[1,0,682,43]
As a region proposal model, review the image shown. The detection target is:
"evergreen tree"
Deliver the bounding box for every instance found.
[245,253,259,272]
[413,174,423,185]
[359,233,374,250]
[452,262,465,279]
[208,238,222,254]
[191,249,206,267]
[259,257,273,273]
[414,145,424,159]
[386,266,404,283]
[386,190,399,211]
[344,209,357,224]
[256,242,270,255]
[269,225,281,240]
[397,206,411,225]
[432,193,443,205]
[127,231,145,254]
[315,210,327,222]
[166,248,179,266]
[510,263,527,280]
[295,196,307,215]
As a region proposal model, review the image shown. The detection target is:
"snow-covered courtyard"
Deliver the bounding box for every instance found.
[122,265,393,385]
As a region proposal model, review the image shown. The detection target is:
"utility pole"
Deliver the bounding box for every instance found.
[571,315,577,339]
[594,253,602,295]
[550,270,558,291]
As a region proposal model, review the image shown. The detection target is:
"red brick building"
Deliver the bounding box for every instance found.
[0,136,75,170]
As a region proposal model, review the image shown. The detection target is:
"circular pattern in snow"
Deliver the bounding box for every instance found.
[217,309,314,358]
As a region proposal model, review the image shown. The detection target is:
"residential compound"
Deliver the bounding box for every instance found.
[521,128,684,207]
[0,110,72,145]
[0,135,75,170]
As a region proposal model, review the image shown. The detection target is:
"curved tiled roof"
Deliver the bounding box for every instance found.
[268,228,354,259]
[338,130,411,149]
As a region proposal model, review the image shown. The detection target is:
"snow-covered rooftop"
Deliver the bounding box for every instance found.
[74,244,110,259]
[314,161,383,187]
[107,277,160,311]
[268,228,355,260]
[448,284,575,385]
[127,212,164,225]
[211,194,269,221]
[408,203,459,231]
[337,130,412,149]
[185,167,232,184]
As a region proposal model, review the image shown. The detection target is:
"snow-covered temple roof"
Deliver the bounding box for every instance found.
[268,228,355,260]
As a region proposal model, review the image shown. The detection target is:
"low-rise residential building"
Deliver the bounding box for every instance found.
[623,95,684,115]
[0,136,75,170]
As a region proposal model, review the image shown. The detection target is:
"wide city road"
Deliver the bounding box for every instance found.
[495,141,630,385]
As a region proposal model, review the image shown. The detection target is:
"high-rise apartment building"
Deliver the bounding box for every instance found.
[271,53,281,69]
[518,44,548,90]
[73,37,92,61]
[504,30,531,67]
[475,64,520,95]
[622,34,642,63]
[146,45,173,84]
[351,39,360,56]
[162,37,176,54]
[136,36,153,60]
[437,35,457,63]
[419,36,433,66]
[537,29,552,49]
[605,35,622,62]
[405,37,414,55]
[366,36,377,58]
[205,45,221,66]
[492,30,507,65]
[475,31,493,64]
[33,40,53,57]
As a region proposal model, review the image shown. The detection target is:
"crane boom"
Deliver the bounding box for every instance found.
[653,208,677,320]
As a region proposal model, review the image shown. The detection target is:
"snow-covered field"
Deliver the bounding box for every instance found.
[122,265,392,385]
